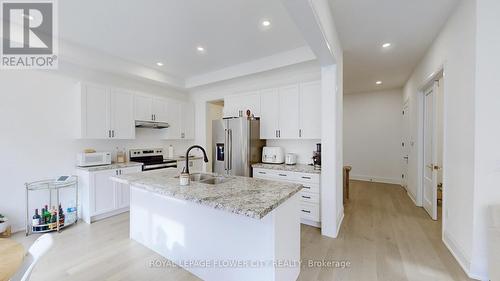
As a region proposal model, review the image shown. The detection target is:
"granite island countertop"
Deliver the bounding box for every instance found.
[252,163,321,174]
[111,169,302,219]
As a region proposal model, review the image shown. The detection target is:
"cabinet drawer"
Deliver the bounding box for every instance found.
[299,191,320,204]
[300,183,320,194]
[300,202,320,222]
[295,172,320,184]
[253,169,293,181]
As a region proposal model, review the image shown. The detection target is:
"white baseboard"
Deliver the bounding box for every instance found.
[350,174,402,185]
[443,231,487,280]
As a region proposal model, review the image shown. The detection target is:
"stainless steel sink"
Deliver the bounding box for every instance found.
[175,173,232,185]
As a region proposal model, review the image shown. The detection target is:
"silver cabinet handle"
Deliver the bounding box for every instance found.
[278,174,287,177]
[258,171,266,174]
[108,130,111,138]
[301,209,311,214]
[115,170,118,175]
[299,129,302,138]
[303,186,311,189]
[276,130,278,138]
[302,176,311,179]
[302,195,311,199]
[112,130,115,138]
[224,129,229,171]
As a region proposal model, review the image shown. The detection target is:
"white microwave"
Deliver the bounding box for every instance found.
[76,152,112,167]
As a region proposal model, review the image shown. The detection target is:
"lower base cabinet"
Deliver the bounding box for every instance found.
[253,168,321,228]
[77,165,142,223]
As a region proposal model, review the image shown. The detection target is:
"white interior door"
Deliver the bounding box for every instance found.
[423,82,439,220]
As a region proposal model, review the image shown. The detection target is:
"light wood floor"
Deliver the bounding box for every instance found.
[13,180,470,281]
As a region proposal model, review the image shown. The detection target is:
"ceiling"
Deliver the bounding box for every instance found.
[59,0,309,82]
[329,0,459,94]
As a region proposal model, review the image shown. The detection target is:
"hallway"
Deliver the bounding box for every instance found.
[298,180,471,281]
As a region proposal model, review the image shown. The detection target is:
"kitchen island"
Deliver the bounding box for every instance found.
[111,169,302,281]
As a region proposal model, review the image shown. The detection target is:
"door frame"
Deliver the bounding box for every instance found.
[416,67,446,224]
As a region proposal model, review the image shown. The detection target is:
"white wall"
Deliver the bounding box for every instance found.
[343,89,403,184]
[471,0,500,277]
[403,0,477,277]
[266,139,319,165]
[0,68,192,231]
[189,61,322,170]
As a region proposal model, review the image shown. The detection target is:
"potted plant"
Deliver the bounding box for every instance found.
[0,213,9,234]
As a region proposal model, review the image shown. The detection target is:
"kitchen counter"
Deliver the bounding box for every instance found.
[252,162,321,174]
[111,168,302,281]
[76,161,143,172]
[111,168,302,219]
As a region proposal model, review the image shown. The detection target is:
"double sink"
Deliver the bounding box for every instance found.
[177,173,232,185]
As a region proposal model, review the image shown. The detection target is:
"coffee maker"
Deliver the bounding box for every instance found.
[312,143,321,170]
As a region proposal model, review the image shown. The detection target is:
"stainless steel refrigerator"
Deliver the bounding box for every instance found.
[212,117,265,177]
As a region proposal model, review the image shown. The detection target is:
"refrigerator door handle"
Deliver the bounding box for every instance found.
[224,129,228,171]
[228,129,232,171]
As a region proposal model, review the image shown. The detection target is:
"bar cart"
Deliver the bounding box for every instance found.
[25,176,78,236]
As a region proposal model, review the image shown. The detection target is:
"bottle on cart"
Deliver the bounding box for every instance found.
[58,203,65,226]
[32,209,41,232]
[50,207,57,229]
[43,206,51,230]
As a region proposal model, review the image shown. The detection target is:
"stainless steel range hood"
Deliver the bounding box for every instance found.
[135,120,170,129]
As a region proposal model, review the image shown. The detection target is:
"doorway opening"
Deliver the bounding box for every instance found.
[206,100,224,172]
[420,73,444,221]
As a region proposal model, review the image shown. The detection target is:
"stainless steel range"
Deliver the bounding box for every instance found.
[129,148,177,171]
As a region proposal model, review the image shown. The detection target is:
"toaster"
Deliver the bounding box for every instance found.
[262,147,285,164]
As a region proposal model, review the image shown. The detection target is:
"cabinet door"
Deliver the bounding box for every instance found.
[181,102,195,139]
[260,88,279,139]
[240,92,261,117]
[299,81,321,139]
[152,98,167,122]
[110,89,135,139]
[134,95,153,121]
[278,85,300,139]
[165,99,182,139]
[82,84,110,139]
[92,169,117,215]
[223,96,240,118]
[115,167,140,208]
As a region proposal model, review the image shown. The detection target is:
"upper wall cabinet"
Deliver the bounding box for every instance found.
[77,83,135,139]
[133,95,195,140]
[224,92,260,118]
[259,81,321,140]
[299,81,321,139]
[134,95,169,122]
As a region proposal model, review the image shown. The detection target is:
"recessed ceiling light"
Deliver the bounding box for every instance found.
[382,43,392,48]
[196,46,206,54]
[156,62,164,66]
[376,81,383,85]
[261,20,271,27]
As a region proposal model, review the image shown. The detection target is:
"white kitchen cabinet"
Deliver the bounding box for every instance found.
[181,102,195,139]
[78,83,135,139]
[80,84,109,139]
[223,92,260,118]
[259,88,280,139]
[134,95,153,121]
[110,89,135,139]
[278,85,300,139]
[134,95,168,122]
[78,165,142,224]
[253,168,321,227]
[299,81,321,139]
[92,169,117,215]
[164,98,182,139]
